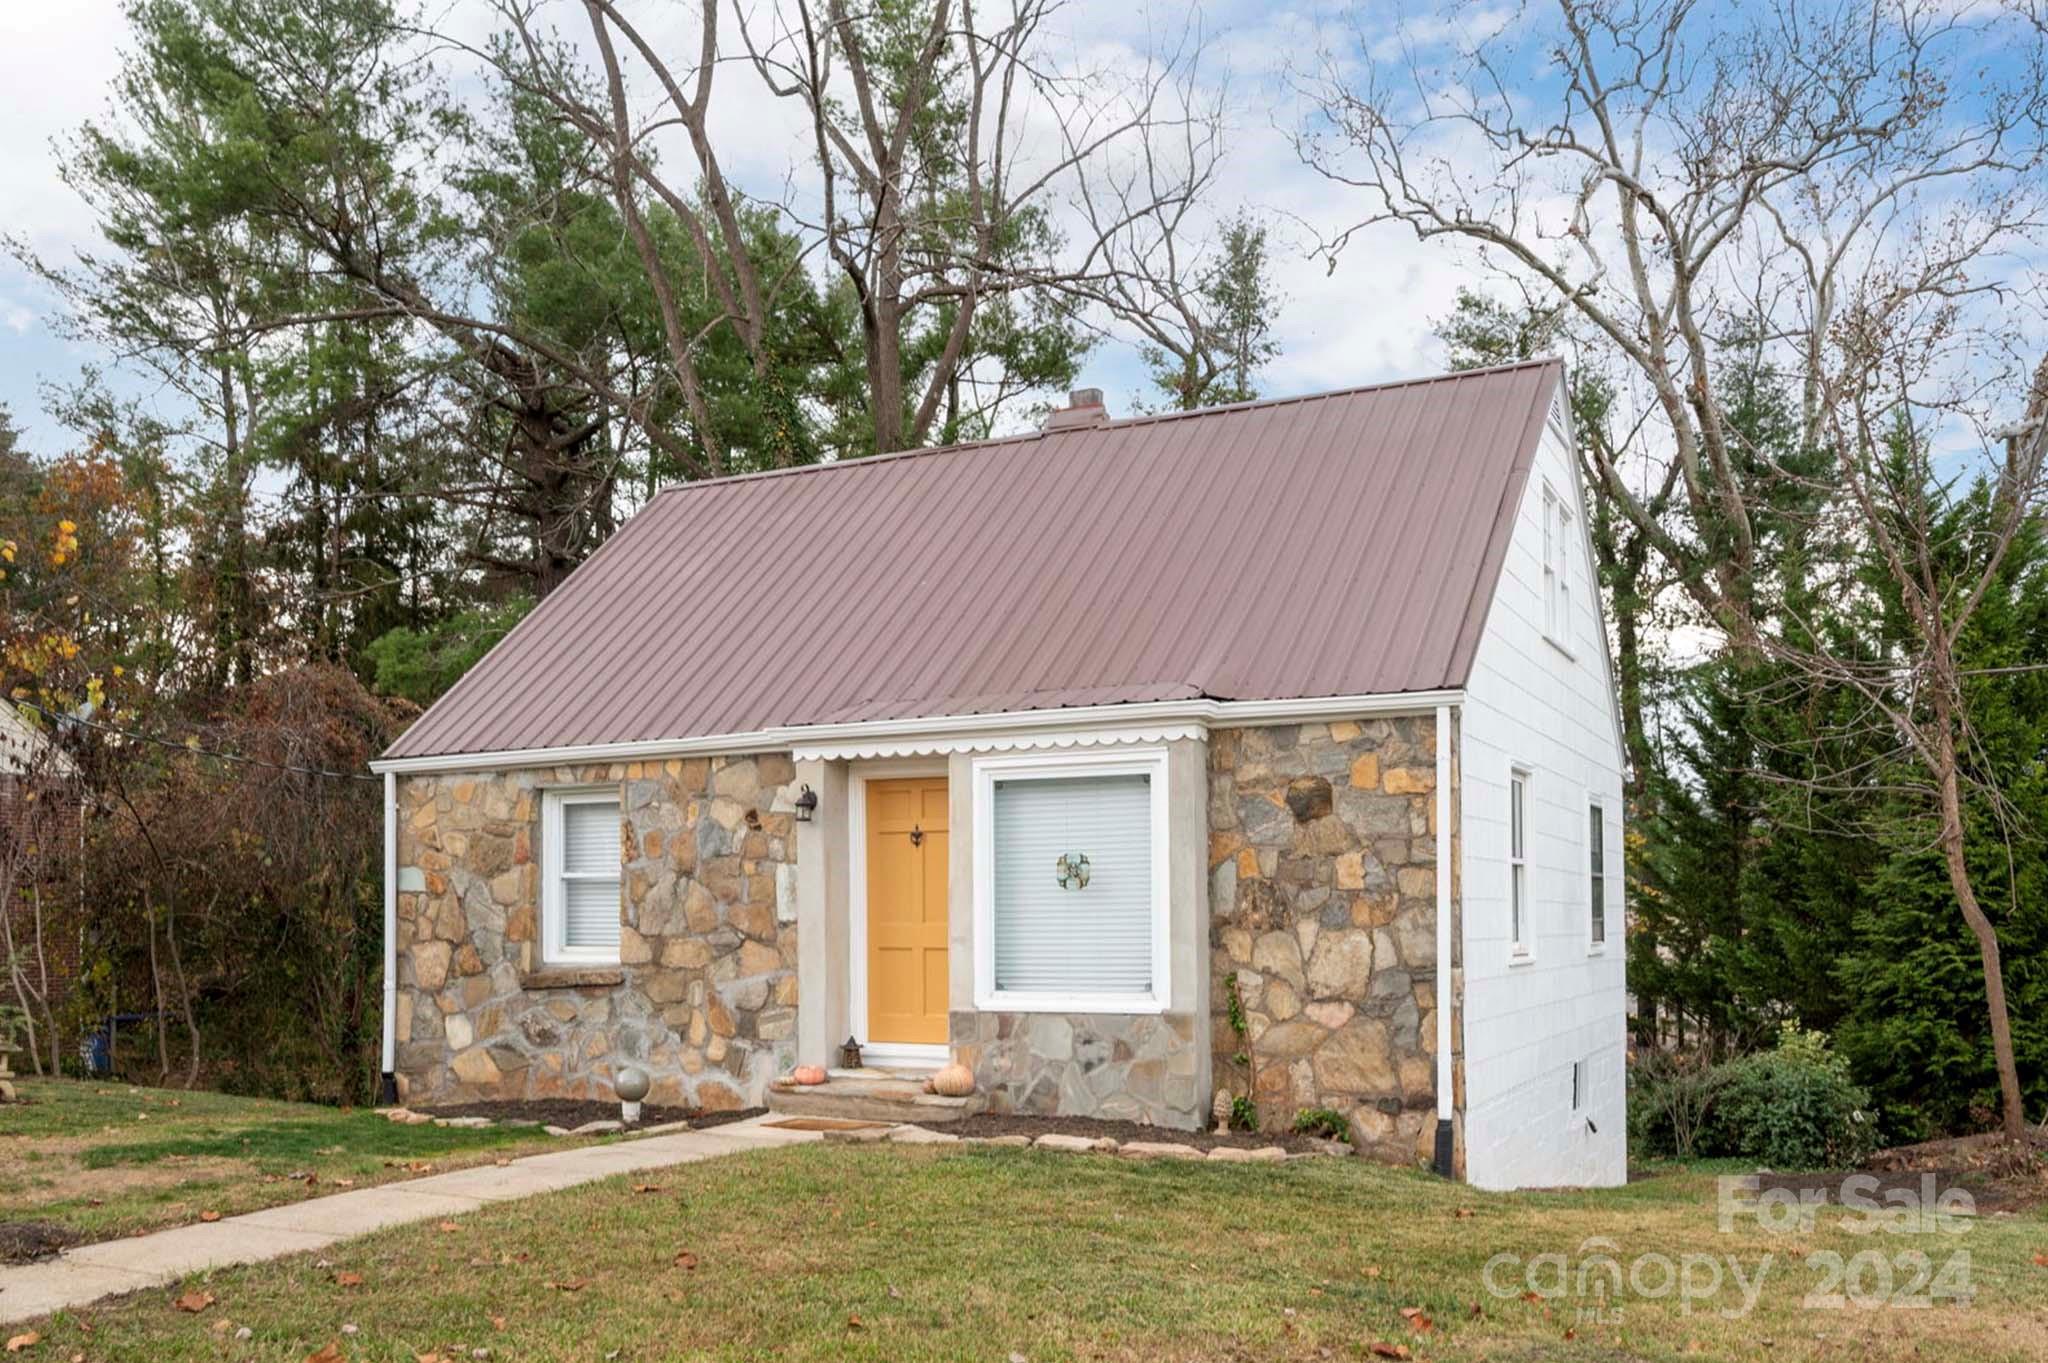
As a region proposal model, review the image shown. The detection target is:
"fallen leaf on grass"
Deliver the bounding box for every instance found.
[1453,1207,1474,1219]
[490,1315,507,1331]
[846,1315,864,1330]
[436,1220,461,1233]
[2033,1252,2046,1267]
[545,1278,590,1292]
[632,1183,663,1194]
[172,1291,215,1313]
[333,1271,364,1288]
[1398,1307,1434,1334]
[5,1331,39,1354]
[198,1211,221,1223]
[1367,1344,1410,1360]
[304,1345,343,1363]
[674,1250,699,1271]
[1361,1265,1382,1279]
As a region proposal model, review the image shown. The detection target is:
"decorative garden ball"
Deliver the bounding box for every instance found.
[615,1064,650,1124]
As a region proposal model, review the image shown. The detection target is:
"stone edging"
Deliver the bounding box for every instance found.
[824,1123,1340,1162]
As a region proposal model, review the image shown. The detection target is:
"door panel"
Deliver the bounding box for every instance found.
[866,776,950,1045]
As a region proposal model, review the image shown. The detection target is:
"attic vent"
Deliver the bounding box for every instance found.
[1043,387,1108,431]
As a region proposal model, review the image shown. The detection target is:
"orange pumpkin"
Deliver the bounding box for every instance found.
[792,1064,828,1086]
[929,1062,976,1097]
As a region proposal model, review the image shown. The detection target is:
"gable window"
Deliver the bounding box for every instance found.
[1542,484,1573,651]
[1509,768,1531,959]
[542,789,621,964]
[973,749,1169,1013]
[1588,801,1607,948]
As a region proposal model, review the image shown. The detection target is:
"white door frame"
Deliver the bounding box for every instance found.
[846,758,951,1067]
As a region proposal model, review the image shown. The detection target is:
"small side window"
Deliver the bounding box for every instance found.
[1588,802,1607,947]
[1572,1059,1586,1111]
[1509,769,1531,957]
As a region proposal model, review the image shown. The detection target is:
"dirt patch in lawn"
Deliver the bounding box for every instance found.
[946,1111,1338,1153]
[0,1144,248,1208]
[0,1219,81,1264]
[417,1099,766,1132]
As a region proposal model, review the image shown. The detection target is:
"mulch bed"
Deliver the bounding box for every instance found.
[0,1220,80,1266]
[417,1099,766,1131]
[945,1110,1338,1154]
[1633,1132,2047,1213]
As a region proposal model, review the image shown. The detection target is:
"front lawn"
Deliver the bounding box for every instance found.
[15,1140,2048,1361]
[1,1079,564,1246]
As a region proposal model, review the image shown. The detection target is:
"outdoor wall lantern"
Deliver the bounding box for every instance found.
[794,784,818,822]
[1055,851,1091,889]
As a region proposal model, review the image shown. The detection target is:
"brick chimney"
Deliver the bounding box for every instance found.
[1043,387,1108,431]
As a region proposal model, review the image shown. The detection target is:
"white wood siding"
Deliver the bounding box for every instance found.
[1459,411,1629,1190]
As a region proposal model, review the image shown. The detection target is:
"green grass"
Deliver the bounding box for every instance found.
[1,1079,563,1242]
[14,1142,2048,1362]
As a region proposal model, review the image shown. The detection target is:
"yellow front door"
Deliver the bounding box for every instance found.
[866,776,950,1046]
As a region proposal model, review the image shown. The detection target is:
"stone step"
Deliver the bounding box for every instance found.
[767,1076,983,1125]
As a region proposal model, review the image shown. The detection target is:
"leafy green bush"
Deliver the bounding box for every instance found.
[1701,1024,1878,1169]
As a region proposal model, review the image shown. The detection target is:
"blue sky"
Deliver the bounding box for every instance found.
[3,1,2039,463]
[0,0,1502,457]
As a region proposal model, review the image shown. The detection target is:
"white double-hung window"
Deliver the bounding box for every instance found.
[542,788,621,964]
[973,748,1170,1013]
[1542,483,1574,651]
[1509,768,1532,959]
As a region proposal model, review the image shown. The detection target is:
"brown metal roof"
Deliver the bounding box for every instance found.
[385,359,1562,759]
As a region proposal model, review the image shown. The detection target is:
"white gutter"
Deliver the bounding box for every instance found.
[1434,701,1455,1174]
[380,769,397,1099]
[369,689,1465,775]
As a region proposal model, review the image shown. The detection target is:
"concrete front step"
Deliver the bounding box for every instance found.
[767,1076,983,1125]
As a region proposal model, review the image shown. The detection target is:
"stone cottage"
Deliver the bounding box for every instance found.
[373,360,1629,1189]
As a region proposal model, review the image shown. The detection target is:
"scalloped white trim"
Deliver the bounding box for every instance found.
[792,722,1206,762]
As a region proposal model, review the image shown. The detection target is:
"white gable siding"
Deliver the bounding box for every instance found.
[1458,411,1629,1190]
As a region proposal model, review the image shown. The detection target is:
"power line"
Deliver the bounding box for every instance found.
[12,697,381,784]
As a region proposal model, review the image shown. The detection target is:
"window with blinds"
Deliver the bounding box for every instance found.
[545,790,620,963]
[990,772,1155,1002]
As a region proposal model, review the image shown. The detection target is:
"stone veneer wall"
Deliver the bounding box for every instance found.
[950,1011,1203,1128]
[393,755,799,1111]
[1207,718,1446,1164]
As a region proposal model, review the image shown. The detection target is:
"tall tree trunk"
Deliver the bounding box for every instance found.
[1932,694,2026,1139]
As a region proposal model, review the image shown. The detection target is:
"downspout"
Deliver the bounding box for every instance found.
[379,769,398,1104]
[1432,703,1455,1177]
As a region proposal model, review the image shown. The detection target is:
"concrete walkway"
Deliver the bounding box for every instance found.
[0,1115,821,1326]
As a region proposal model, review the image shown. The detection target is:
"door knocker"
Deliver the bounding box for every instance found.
[909,825,923,847]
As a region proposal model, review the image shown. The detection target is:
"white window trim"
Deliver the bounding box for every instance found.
[1587,796,1609,954]
[541,786,622,966]
[971,746,1171,1015]
[1508,764,1534,964]
[1541,482,1576,659]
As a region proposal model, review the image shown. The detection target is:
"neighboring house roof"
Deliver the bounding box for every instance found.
[0,702,75,778]
[386,358,1563,760]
